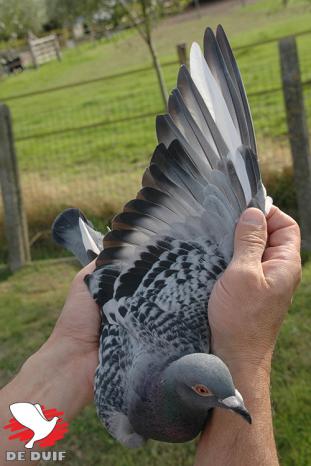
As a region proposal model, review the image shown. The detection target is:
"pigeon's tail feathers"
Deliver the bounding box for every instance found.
[52,208,103,266]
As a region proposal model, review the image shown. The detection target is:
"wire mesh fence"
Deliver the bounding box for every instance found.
[0,30,311,262]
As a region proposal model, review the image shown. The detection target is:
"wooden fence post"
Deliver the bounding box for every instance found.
[54,35,62,62]
[28,32,38,69]
[177,43,187,66]
[0,103,31,271]
[279,36,311,251]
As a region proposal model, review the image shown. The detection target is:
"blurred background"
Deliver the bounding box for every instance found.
[0,1,310,465]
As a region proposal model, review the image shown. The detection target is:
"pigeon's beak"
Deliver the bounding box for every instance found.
[220,390,252,424]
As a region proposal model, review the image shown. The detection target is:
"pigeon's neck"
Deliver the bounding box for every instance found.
[128,354,208,442]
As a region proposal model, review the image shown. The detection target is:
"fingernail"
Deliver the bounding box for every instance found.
[241,208,264,226]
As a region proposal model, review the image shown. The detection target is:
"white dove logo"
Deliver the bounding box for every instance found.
[9,403,59,449]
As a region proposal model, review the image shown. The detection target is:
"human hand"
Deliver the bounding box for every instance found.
[0,262,100,460]
[208,206,301,375]
[20,261,100,419]
[195,207,298,466]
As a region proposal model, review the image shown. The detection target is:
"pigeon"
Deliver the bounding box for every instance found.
[52,25,272,447]
[9,403,59,449]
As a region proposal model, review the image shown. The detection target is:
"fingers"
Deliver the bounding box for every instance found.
[232,208,267,265]
[266,205,294,233]
[55,258,100,342]
[266,206,301,252]
[263,207,301,291]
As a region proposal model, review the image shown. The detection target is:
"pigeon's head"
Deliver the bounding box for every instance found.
[164,353,251,424]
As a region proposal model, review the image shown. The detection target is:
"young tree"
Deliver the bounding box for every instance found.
[120,0,168,110]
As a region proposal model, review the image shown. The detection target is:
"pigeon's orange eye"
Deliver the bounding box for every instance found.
[192,384,212,396]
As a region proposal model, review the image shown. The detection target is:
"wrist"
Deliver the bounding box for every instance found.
[230,364,271,402]
[211,346,272,406]
[224,354,272,380]
[212,339,273,379]
[16,337,93,420]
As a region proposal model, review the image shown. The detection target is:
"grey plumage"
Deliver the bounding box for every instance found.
[52,25,272,447]
[52,208,103,265]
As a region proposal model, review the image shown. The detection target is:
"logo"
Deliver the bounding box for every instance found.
[4,402,68,462]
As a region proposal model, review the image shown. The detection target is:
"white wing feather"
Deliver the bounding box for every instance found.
[79,218,100,255]
[190,42,241,152]
[190,42,253,204]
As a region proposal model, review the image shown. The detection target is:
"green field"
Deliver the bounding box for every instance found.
[0,0,311,261]
[0,258,310,465]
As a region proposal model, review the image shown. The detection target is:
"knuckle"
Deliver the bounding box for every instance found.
[239,233,267,250]
[231,263,261,287]
[243,267,259,283]
[290,219,300,233]
[290,222,301,245]
[267,274,294,303]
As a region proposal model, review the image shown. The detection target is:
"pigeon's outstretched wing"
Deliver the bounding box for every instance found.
[84,26,271,446]
[88,25,269,303]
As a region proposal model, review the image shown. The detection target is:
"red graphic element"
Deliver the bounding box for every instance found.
[4,406,69,448]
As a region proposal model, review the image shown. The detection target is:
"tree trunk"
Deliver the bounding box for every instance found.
[147,37,168,111]
[121,0,168,110]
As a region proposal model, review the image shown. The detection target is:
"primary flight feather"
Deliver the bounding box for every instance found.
[52,25,272,447]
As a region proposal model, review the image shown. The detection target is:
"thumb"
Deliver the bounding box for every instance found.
[233,208,267,265]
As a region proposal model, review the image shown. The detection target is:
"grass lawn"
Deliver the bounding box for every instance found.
[0,258,310,465]
[0,0,311,260]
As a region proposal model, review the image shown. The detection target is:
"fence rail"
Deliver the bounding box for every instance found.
[0,60,180,103]
[15,110,162,143]
[234,27,311,51]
